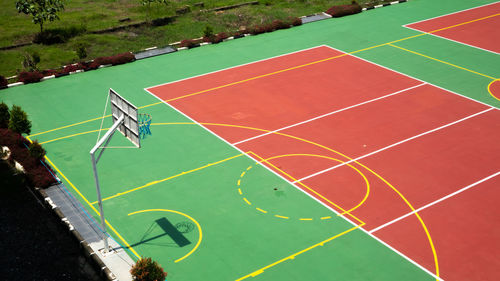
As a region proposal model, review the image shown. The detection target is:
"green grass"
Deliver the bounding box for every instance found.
[0,0,394,77]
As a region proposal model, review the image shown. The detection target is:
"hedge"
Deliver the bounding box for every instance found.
[326,1,362,17]
[18,71,44,84]
[0,128,56,188]
[179,39,199,48]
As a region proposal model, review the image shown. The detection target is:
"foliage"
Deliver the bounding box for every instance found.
[15,0,65,33]
[179,39,198,49]
[0,102,10,128]
[75,43,87,59]
[0,128,56,188]
[22,52,41,71]
[29,140,46,160]
[8,105,32,135]
[130,257,167,281]
[326,1,362,17]
[203,25,214,38]
[18,71,43,84]
[0,76,8,88]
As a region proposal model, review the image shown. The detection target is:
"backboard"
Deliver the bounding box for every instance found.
[109,88,140,147]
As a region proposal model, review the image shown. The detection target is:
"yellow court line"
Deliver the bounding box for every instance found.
[426,12,500,34]
[127,209,202,263]
[274,215,289,219]
[39,128,107,145]
[321,216,332,220]
[488,79,500,102]
[29,12,497,140]
[236,225,361,281]
[299,218,313,221]
[388,43,497,80]
[243,198,252,205]
[90,153,244,204]
[256,208,268,213]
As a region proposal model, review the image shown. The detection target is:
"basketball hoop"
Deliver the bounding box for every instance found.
[138,113,152,138]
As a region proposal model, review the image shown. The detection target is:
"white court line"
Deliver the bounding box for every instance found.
[232,82,427,145]
[145,45,329,90]
[293,107,494,183]
[370,171,500,233]
[403,1,500,27]
[322,45,498,110]
[144,85,443,281]
[403,23,500,55]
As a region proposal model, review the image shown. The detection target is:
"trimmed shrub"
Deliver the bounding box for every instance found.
[8,105,31,135]
[272,20,290,30]
[109,52,135,65]
[0,102,10,128]
[18,71,43,84]
[0,75,8,88]
[29,140,46,160]
[290,17,303,26]
[130,257,167,281]
[179,39,199,49]
[326,1,362,18]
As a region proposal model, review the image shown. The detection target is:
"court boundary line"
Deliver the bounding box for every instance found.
[403,1,500,27]
[145,45,329,91]
[322,45,498,110]
[144,89,444,281]
[294,108,494,183]
[369,171,500,233]
[233,82,427,145]
[388,43,497,79]
[403,25,500,55]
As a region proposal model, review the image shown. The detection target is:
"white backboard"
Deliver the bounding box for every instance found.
[109,88,140,147]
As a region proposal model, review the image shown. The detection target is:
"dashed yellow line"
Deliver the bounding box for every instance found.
[256,208,268,213]
[240,171,246,177]
[243,198,252,205]
[238,188,242,195]
[274,215,289,219]
[246,166,252,171]
[237,179,241,186]
[299,218,313,221]
[321,216,332,220]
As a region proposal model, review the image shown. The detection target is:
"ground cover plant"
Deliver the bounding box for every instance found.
[0,0,395,78]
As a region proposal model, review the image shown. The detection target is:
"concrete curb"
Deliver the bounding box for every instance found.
[363,0,408,11]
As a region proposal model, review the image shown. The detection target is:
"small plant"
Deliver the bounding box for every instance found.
[22,52,40,71]
[0,102,10,128]
[29,140,46,160]
[8,105,31,135]
[0,75,8,88]
[75,43,87,59]
[203,25,214,38]
[130,257,167,281]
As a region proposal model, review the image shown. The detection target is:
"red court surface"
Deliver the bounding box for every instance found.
[147,45,500,279]
[405,2,500,53]
[490,80,500,100]
[373,175,500,281]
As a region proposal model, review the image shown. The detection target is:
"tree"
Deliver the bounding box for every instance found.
[8,105,32,135]
[16,0,65,33]
[0,102,10,128]
[130,257,167,281]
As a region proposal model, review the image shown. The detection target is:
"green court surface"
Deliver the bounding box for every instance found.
[1,0,499,280]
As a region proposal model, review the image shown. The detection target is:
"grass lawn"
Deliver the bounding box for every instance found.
[0,0,392,77]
